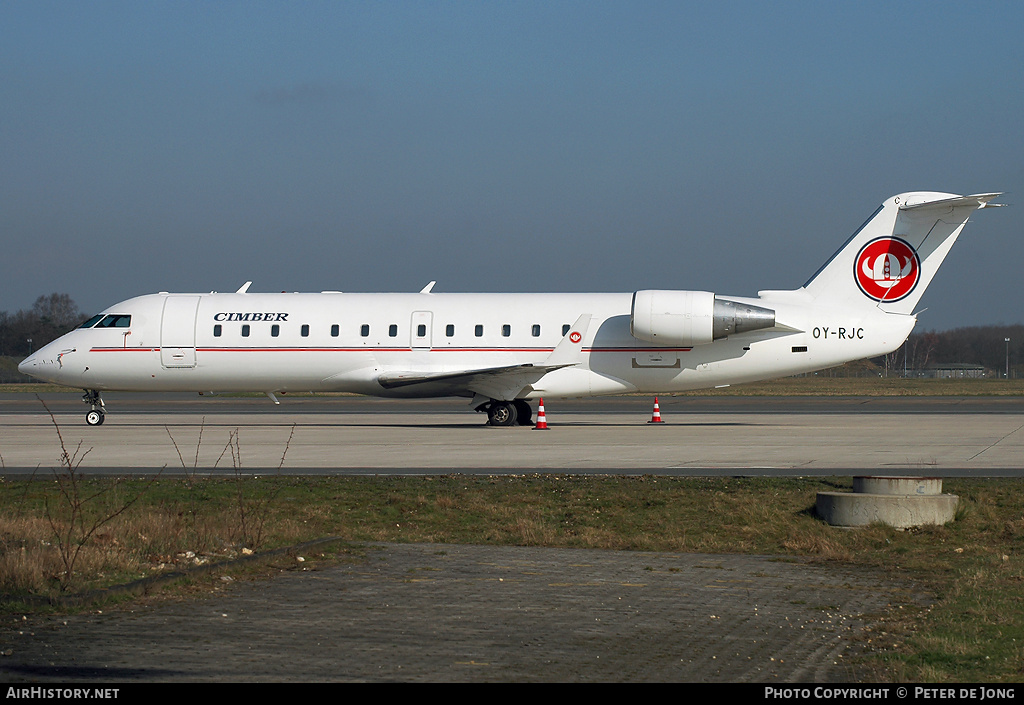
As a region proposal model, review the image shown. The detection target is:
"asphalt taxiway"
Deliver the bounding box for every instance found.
[0,392,1021,476]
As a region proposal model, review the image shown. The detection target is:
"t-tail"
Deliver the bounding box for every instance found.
[800,192,1003,314]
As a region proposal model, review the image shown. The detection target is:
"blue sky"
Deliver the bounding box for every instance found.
[2,1,1021,331]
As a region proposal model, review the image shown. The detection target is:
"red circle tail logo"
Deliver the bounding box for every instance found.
[569,331,582,343]
[854,237,920,302]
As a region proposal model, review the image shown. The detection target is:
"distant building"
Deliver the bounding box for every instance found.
[911,363,986,379]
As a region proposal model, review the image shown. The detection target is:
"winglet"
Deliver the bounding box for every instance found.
[545,314,592,367]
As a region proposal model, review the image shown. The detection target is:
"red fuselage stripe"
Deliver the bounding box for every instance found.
[90,346,692,354]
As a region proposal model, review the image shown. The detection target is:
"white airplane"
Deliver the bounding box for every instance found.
[19,191,1003,427]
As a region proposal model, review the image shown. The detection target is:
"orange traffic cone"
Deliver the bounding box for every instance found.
[648,396,664,423]
[534,398,548,430]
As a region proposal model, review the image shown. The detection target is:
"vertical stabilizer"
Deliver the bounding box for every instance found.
[802,192,1002,314]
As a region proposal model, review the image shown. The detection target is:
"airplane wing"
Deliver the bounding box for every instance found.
[377,314,593,400]
[377,362,576,398]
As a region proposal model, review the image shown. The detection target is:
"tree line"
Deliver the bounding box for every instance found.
[0,294,1020,376]
[0,293,84,358]
[896,324,1023,377]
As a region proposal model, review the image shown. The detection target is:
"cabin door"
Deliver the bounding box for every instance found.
[160,296,200,368]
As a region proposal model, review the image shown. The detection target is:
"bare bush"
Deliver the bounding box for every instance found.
[37,397,160,591]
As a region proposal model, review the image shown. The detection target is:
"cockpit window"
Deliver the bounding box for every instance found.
[78,315,105,329]
[94,314,132,328]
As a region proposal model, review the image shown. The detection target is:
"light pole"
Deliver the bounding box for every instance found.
[1007,338,1011,379]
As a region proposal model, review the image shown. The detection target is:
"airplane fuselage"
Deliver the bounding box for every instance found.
[21,289,911,399]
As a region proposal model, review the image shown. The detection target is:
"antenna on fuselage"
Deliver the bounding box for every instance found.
[419,281,436,294]
[236,281,252,294]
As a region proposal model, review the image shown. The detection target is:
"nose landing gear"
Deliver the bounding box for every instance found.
[82,390,105,426]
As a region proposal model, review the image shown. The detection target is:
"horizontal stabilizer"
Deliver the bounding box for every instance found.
[899,193,1003,211]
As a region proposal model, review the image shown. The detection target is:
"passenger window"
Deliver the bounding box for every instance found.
[331,324,339,337]
[241,325,250,337]
[417,324,426,337]
[361,324,370,337]
[214,324,222,337]
[502,324,511,337]
[532,324,541,337]
[475,325,483,337]
[446,324,454,337]
[562,324,571,335]
[271,324,280,337]
[301,324,309,337]
[389,324,398,337]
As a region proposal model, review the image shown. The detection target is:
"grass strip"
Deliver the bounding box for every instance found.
[1,474,1022,681]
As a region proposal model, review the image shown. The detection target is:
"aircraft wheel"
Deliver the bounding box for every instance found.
[513,400,533,426]
[86,410,105,426]
[487,401,518,427]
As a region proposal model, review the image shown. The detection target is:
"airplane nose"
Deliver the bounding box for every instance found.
[17,353,37,375]
[18,347,60,382]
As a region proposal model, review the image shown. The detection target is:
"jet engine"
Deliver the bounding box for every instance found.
[630,290,776,346]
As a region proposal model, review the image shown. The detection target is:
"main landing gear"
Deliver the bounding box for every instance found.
[83,389,105,426]
[479,399,534,427]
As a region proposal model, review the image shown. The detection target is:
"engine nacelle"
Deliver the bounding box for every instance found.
[630,290,776,346]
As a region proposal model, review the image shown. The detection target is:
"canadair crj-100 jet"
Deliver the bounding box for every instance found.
[20,191,1003,426]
